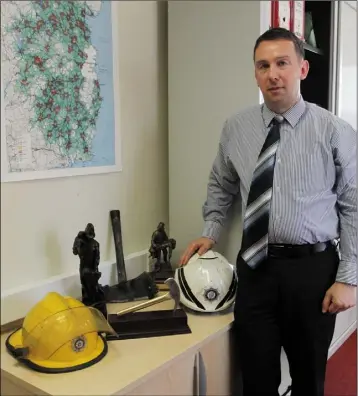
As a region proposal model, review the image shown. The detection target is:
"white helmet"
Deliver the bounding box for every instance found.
[174,250,237,313]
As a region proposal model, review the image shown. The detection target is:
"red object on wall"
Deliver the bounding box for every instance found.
[271,1,305,41]
[271,1,278,28]
[271,1,291,31]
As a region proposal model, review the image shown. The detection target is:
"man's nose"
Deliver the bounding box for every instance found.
[268,66,279,81]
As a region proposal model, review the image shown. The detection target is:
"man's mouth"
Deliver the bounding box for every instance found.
[268,87,283,92]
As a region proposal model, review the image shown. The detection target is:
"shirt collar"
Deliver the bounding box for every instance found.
[262,96,306,128]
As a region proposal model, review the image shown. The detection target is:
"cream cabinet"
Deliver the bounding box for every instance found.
[1,377,35,396]
[125,352,197,396]
[122,329,236,396]
[197,330,232,396]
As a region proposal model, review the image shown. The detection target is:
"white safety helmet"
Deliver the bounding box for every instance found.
[174,250,237,313]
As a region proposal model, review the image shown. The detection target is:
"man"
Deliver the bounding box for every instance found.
[179,28,356,396]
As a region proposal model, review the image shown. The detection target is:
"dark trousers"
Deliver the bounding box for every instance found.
[233,246,339,396]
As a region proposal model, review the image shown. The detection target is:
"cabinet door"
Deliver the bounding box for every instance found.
[198,330,232,396]
[125,352,196,396]
[1,377,34,396]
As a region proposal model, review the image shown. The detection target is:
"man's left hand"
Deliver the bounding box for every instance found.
[322,282,356,314]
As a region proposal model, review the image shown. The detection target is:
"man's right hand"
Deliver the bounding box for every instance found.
[179,237,215,266]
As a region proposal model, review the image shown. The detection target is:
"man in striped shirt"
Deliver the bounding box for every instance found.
[179,28,356,396]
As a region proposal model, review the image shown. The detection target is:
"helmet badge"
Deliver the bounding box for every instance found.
[72,336,87,353]
[204,287,220,302]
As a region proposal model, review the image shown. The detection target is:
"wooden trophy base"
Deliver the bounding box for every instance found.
[106,309,191,340]
[152,261,175,284]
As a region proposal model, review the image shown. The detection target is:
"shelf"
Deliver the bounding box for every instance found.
[303,41,324,56]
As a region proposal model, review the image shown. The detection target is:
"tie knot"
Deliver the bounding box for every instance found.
[274,115,284,124]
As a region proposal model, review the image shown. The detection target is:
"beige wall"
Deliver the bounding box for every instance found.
[1,1,168,291]
[168,1,261,265]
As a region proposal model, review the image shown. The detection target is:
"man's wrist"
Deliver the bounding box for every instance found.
[336,281,357,287]
[202,220,223,244]
[335,259,357,286]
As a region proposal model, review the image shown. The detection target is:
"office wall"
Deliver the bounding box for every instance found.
[168,0,261,265]
[1,1,169,292]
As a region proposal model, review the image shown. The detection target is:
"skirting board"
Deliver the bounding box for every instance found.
[328,319,357,359]
[1,249,148,326]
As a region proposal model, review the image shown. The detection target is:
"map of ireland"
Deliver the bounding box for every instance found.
[1,0,121,181]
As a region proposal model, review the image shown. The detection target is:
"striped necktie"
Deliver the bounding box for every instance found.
[239,116,283,268]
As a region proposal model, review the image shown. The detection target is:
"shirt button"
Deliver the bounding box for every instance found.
[277,158,281,164]
[276,186,280,192]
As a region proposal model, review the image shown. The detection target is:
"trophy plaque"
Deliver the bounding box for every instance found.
[107,309,191,340]
[106,278,191,340]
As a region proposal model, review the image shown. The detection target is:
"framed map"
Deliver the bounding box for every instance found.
[1,0,121,182]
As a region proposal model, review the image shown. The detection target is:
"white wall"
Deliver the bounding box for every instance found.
[168,0,261,266]
[1,1,169,292]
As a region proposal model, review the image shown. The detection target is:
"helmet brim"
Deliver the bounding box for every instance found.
[6,327,108,374]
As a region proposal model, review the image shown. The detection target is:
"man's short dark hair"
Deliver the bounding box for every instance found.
[253,27,305,60]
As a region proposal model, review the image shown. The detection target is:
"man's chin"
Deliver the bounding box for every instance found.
[267,90,284,99]
[264,96,283,106]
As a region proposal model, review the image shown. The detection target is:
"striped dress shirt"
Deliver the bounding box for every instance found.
[202,96,357,285]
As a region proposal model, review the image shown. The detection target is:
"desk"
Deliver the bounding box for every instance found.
[1,297,236,396]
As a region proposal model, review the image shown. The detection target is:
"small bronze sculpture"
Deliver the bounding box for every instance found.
[73,223,107,318]
[149,222,176,281]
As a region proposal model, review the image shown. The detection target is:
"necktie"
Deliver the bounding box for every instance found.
[239,116,282,268]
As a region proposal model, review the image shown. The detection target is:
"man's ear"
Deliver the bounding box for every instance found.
[300,59,310,80]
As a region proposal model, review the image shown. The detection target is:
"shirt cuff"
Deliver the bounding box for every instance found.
[202,221,223,243]
[335,260,357,286]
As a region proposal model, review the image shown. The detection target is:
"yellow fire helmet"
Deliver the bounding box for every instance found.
[5,291,117,374]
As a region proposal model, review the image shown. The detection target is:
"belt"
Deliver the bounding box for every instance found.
[267,240,336,259]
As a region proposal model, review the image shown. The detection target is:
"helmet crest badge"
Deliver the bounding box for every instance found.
[72,335,87,353]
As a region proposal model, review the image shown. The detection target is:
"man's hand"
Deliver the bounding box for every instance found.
[179,237,215,266]
[322,282,356,314]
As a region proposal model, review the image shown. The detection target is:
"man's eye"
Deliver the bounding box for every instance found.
[278,61,287,66]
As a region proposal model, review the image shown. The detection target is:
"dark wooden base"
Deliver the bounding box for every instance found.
[103,284,151,303]
[106,309,191,340]
[152,262,175,284]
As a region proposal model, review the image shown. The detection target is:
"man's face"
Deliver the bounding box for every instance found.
[254,39,309,112]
